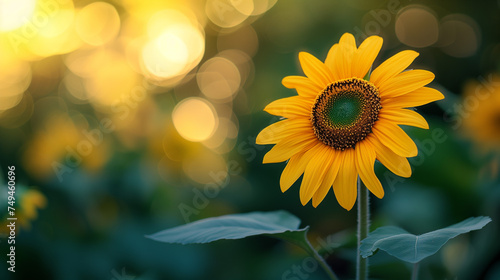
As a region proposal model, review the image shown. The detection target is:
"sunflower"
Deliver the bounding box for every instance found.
[257,33,444,210]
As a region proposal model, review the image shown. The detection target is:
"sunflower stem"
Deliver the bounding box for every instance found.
[356,177,370,280]
[303,237,340,280]
[411,262,420,280]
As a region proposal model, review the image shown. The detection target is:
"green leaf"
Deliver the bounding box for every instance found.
[360,216,491,263]
[148,211,340,280]
[146,210,307,244]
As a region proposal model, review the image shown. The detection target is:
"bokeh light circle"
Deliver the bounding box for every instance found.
[197,56,241,101]
[75,2,121,46]
[172,97,218,142]
[0,58,32,112]
[0,0,36,31]
[395,5,439,48]
[438,14,481,58]
[205,0,249,28]
[141,10,205,81]
[142,33,189,79]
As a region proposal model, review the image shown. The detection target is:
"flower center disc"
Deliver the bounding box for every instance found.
[311,78,382,150]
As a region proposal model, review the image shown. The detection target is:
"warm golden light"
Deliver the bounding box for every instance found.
[28,26,82,58]
[203,117,238,153]
[0,57,31,112]
[0,92,33,129]
[205,0,249,28]
[438,14,480,58]
[218,49,254,87]
[37,1,75,39]
[197,56,241,101]
[0,0,36,31]
[248,0,278,16]
[231,0,254,16]
[147,9,193,38]
[142,32,189,79]
[230,0,278,16]
[5,0,80,58]
[65,48,140,107]
[22,113,81,179]
[141,10,205,81]
[75,2,121,46]
[182,148,228,184]
[395,6,439,48]
[172,97,218,142]
[63,73,87,103]
[65,49,104,78]
[84,51,139,107]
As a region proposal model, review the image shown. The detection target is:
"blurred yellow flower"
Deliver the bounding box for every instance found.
[18,189,47,229]
[0,188,46,234]
[257,33,444,210]
[22,114,110,180]
[462,75,500,152]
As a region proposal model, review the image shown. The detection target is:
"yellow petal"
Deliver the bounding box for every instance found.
[370,50,419,87]
[264,96,313,118]
[379,70,435,98]
[366,135,411,178]
[332,148,358,210]
[312,149,342,207]
[299,52,334,88]
[256,119,312,145]
[339,32,357,50]
[382,87,444,109]
[280,144,321,192]
[263,134,317,163]
[331,33,357,79]
[379,108,429,129]
[324,43,338,78]
[300,145,331,205]
[355,140,384,198]
[282,76,322,98]
[351,35,383,79]
[372,121,418,157]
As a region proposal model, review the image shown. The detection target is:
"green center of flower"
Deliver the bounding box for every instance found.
[326,93,363,127]
[311,78,382,150]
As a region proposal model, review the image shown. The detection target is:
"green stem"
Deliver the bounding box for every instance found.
[356,177,370,280]
[411,262,420,280]
[279,229,340,280]
[303,238,340,280]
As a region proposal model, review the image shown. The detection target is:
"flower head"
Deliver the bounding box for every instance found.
[257,33,444,210]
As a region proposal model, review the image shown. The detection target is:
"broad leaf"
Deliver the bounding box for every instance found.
[146,210,308,245]
[360,216,491,263]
